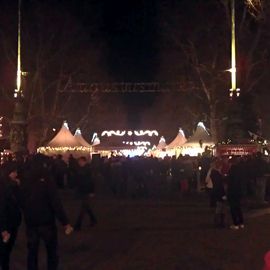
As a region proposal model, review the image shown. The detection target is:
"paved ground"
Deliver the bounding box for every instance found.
[10,191,270,270]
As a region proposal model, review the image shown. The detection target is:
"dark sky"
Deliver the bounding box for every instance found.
[59,0,161,126]
[0,0,162,128]
[42,0,160,81]
[0,0,162,79]
[1,0,269,136]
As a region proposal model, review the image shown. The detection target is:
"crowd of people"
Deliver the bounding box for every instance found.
[0,154,96,270]
[0,151,270,269]
[206,152,270,230]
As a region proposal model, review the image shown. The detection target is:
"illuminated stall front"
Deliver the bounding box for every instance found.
[37,121,91,158]
[181,122,215,156]
[92,129,159,157]
[165,128,187,157]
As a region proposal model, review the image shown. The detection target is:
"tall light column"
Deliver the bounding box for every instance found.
[225,0,245,143]
[15,0,22,97]
[10,0,27,154]
[229,0,240,98]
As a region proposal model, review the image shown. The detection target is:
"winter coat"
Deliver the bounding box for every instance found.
[227,164,243,202]
[20,169,69,228]
[210,169,225,202]
[76,164,95,196]
[0,178,22,232]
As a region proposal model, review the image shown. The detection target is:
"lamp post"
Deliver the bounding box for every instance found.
[225,0,245,143]
[229,0,240,99]
[9,0,27,154]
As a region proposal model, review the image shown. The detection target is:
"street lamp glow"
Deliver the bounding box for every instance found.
[15,0,22,96]
[230,0,238,94]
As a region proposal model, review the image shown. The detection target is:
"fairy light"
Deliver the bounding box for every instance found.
[101,130,159,137]
[134,130,159,136]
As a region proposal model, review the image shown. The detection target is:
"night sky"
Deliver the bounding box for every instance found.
[34,0,160,81]
[0,0,221,87]
[0,0,270,139]
[1,0,162,125]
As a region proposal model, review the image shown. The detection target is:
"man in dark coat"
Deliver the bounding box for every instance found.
[20,154,73,270]
[227,157,244,230]
[0,164,22,270]
[74,157,97,231]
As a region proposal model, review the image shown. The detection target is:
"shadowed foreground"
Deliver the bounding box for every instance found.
[10,192,270,270]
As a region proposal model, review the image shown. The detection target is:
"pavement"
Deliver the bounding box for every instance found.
[10,191,270,270]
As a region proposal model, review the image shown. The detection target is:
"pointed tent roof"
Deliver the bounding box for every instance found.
[92,136,100,146]
[166,128,187,149]
[91,132,100,146]
[183,122,214,146]
[156,136,167,150]
[47,121,82,148]
[74,128,91,147]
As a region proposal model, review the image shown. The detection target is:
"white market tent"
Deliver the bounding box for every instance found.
[181,122,214,156]
[74,128,91,147]
[91,133,101,146]
[38,121,91,157]
[166,128,187,149]
[152,136,168,158]
[156,136,167,150]
[47,121,81,148]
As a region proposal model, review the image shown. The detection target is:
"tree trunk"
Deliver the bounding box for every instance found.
[210,104,217,143]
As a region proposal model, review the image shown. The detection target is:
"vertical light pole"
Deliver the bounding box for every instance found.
[10,0,27,154]
[15,0,21,98]
[225,0,245,143]
[229,0,240,98]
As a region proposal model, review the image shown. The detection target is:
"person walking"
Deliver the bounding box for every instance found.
[0,164,22,270]
[205,160,216,208]
[20,154,73,270]
[210,160,226,228]
[74,157,97,231]
[227,157,244,230]
[254,152,269,203]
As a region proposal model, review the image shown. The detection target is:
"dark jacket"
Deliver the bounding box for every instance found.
[0,178,22,232]
[21,169,69,227]
[254,156,269,178]
[227,164,243,202]
[211,169,226,202]
[76,164,95,196]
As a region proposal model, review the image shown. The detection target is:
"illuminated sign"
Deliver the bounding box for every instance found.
[216,145,258,156]
[101,130,159,137]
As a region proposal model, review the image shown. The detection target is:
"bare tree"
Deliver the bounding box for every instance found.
[0,1,109,148]
[157,0,270,140]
